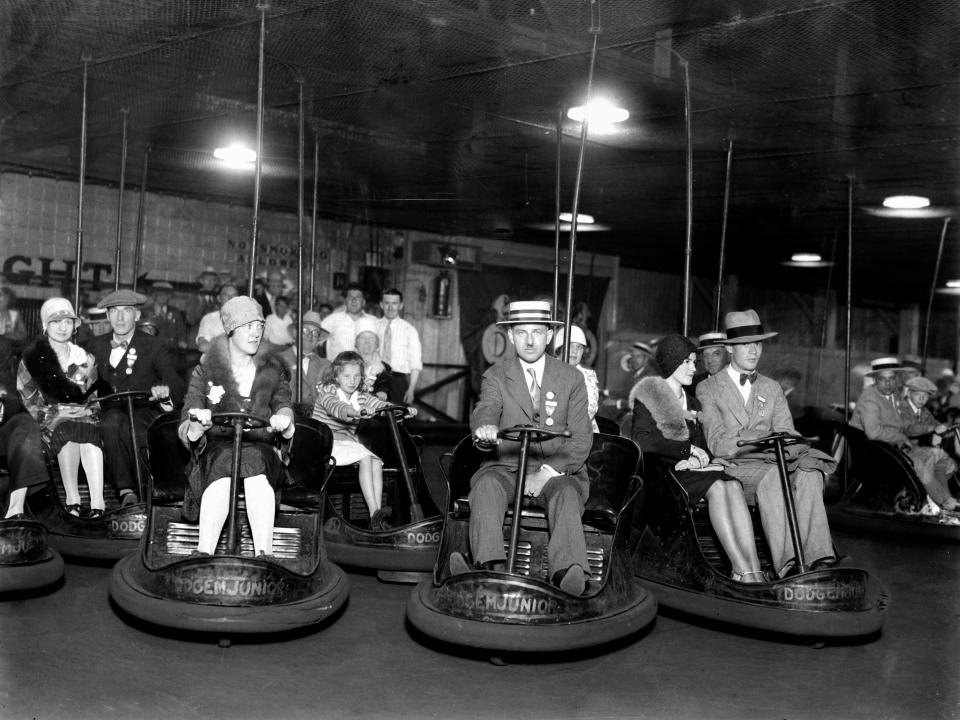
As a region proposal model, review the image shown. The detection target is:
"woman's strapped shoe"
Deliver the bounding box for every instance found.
[66,504,81,517]
[731,570,767,584]
[88,509,105,520]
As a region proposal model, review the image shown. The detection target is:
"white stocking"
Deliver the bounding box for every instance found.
[197,477,230,554]
[79,444,105,511]
[243,474,276,556]
[57,443,82,506]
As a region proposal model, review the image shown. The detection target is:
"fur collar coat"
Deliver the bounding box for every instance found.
[634,376,698,441]
[21,337,97,403]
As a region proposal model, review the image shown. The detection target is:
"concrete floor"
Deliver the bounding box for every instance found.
[0,527,957,720]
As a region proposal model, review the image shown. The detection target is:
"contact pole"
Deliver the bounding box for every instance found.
[563,3,601,363]
[73,54,91,310]
[921,217,951,372]
[295,78,305,403]
[678,55,693,336]
[714,138,733,330]
[131,144,151,292]
[843,176,853,423]
[247,2,268,296]
[309,128,319,311]
[113,109,129,292]
[552,107,563,323]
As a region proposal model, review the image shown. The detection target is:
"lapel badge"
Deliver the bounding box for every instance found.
[546,391,555,400]
[545,417,554,426]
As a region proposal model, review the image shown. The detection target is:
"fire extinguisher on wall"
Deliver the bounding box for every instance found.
[431,270,452,318]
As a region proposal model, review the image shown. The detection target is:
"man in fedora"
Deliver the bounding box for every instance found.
[449,300,593,596]
[851,359,960,514]
[697,309,837,577]
[692,330,729,388]
[89,289,186,506]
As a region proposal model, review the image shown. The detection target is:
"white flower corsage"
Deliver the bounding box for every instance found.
[125,347,138,375]
[207,383,225,405]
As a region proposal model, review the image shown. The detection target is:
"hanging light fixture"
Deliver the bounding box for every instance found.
[213,143,256,169]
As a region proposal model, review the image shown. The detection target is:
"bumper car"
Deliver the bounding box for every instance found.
[0,467,63,594]
[110,412,349,635]
[634,432,887,638]
[407,427,657,653]
[323,405,444,582]
[827,425,960,542]
[31,391,153,561]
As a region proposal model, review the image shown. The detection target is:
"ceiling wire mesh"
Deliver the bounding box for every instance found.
[1,0,959,303]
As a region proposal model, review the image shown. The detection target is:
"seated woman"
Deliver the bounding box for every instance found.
[353,318,391,401]
[631,334,764,583]
[312,351,393,530]
[553,325,599,432]
[178,296,295,556]
[17,298,105,518]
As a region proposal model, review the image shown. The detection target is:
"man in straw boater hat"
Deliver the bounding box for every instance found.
[692,330,729,389]
[448,300,593,596]
[696,309,838,578]
[851,358,960,516]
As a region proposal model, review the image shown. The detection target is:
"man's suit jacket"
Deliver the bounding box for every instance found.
[88,330,186,406]
[695,370,796,458]
[471,354,591,482]
[849,384,910,446]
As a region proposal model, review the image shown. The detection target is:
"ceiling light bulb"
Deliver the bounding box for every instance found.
[566,99,629,125]
[791,253,822,263]
[882,195,930,209]
[558,212,595,224]
[214,144,256,166]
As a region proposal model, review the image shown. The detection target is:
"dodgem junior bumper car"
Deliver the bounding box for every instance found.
[323,404,444,582]
[827,425,960,542]
[110,412,348,635]
[407,427,656,653]
[32,391,156,561]
[634,432,887,638]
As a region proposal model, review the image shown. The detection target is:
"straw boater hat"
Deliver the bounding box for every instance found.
[696,331,727,350]
[632,340,655,356]
[495,301,562,326]
[866,357,903,376]
[722,309,778,344]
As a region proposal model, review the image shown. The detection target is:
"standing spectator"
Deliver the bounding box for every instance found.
[144,280,188,349]
[692,331,729,389]
[88,289,185,506]
[354,318,392,400]
[377,288,422,404]
[320,283,375,361]
[253,270,285,317]
[554,325,599,432]
[278,311,331,408]
[184,266,221,341]
[0,287,27,346]
[195,283,239,354]
[263,295,294,347]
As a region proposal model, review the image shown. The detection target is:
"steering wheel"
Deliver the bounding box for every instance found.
[371,403,413,419]
[474,424,572,450]
[96,389,153,404]
[209,411,271,430]
[736,431,815,448]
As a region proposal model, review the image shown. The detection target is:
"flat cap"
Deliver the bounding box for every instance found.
[97,289,147,308]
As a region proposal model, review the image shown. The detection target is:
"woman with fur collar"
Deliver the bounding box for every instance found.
[17,297,104,518]
[631,334,764,583]
[179,296,295,557]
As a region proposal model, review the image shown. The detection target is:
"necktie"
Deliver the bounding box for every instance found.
[111,339,129,350]
[527,367,541,408]
[739,372,757,386]
[382,320,393,361]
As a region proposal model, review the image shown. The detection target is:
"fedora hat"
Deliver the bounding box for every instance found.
[697,331,727,350]
[722,309,778,344]
[866,357,902,376]
[496,301,561,326]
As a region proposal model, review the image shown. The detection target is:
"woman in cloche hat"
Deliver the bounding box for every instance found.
[16,298,105,519]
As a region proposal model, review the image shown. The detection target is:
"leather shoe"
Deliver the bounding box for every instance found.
[449,551,472,576]
[553,564,586,596]
[480,559,506,572]
[809,556,837,571]
[120,491,139,507]
[88,509,105,520]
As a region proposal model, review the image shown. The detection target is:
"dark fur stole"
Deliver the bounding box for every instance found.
[22,338,92,403]
[198,336,291,417]
[634,377,695,442]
